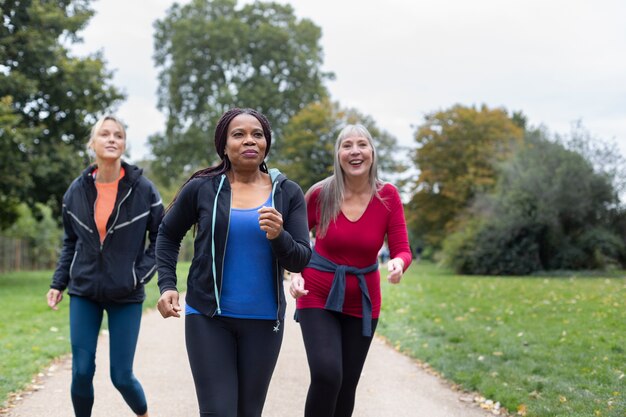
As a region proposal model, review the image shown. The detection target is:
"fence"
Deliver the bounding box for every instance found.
[0,235,57,273]
[0,233,195,274]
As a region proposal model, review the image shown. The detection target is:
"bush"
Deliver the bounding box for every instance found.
[441,128,626,275]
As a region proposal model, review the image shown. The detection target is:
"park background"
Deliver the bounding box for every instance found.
[1,0,625,416]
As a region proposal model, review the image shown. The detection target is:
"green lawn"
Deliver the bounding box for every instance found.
[379,262,626,417]
[0,265,189,407]
[2,263,624,416]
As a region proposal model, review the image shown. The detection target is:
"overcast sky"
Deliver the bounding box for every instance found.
[72,0,626,162]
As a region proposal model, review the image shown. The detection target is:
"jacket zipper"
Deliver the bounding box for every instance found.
[211,175,227,316]
[271,179,281,332]
[101,188,133,251]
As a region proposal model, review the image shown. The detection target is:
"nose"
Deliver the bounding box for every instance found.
[243,134,256,145]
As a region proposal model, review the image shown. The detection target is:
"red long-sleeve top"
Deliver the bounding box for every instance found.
[296,183,412,318]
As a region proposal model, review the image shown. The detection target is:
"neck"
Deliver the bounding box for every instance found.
[95,159,122,183]
[343,174,371,195]
[228,167,264,184]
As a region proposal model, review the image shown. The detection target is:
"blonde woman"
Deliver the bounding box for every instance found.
[47,115,163,417]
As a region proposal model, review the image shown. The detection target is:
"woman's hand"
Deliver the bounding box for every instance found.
[157,290,182,318]
[289,272,309,299]
[387,257,405,284]
[46,289,63,310]
[258,206,283,240]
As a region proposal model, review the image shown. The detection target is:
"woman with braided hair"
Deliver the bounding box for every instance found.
[156,108,311,417]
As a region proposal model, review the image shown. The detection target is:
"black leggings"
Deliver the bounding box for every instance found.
[298,309,378,417]
[185,314,283,417]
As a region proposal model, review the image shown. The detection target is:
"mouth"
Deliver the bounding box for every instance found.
[349,159,364,166]
[242,150,259,157]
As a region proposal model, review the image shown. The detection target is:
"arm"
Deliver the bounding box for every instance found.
[48,200,77,309]
[385,185,412,284]
[264,181,312,272]
[288,185,319,299]
[134,182,165,285]
[156,180,198,294]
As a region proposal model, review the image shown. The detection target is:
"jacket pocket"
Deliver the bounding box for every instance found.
[188,254,212,288]
[67,244,99,297]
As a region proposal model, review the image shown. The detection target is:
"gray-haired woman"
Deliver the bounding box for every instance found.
[289,124,413,417]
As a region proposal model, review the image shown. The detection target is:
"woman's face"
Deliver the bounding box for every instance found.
[90,119,126,162]
[338,135,373,178]
[224,113,267,170]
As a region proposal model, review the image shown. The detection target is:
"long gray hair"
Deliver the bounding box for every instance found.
[309,124,384,238]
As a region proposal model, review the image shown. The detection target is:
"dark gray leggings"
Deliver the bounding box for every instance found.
[185,314,283,417]
[298,308,378,417]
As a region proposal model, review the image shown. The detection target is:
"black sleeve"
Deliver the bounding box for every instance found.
[270,180,312,272]
[135,181,165,285]
[156,180,199,294]
[50,196,78,291]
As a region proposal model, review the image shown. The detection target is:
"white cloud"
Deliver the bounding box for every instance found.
[72,0,626,160]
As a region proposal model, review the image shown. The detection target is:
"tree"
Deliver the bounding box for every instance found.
[406,104,524,248]
[150,0,333,185]
[0,0,124,226]
[443,128,625,274]
[274,98,406,192]
[0,97,36,228]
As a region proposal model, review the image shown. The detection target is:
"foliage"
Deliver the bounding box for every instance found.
[558,121,626,198]
[2,203,62,269]
[0,97,37,228]
[406,104,524,249]
[274,98,406,192]
[379,262,626,417]
[149,0,333,185]
[0,0,124,226]
[443,128,625,274]
[0,264,189,407]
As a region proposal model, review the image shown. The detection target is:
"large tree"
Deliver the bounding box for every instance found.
[150,0,333,185]
[443,128,625,274]
[274,98,406,193]
[0,0,124,226]
[406,104,525,248]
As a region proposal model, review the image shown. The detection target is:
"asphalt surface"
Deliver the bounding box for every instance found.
[5,285,495,417]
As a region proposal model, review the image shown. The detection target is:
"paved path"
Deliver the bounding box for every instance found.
[6,285,494,416]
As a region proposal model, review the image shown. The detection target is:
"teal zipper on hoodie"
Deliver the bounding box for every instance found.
[210,169,283,328]
[211,175,227,315]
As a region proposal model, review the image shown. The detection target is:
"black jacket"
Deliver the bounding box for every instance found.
[51,161,164,303]
[156,169,311,321]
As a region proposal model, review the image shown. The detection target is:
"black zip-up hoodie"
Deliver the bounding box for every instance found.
[51,161,164,303]
[156,169,311,323]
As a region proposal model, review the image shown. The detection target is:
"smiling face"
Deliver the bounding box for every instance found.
[224,113,267,171]
[89,119,126,162]
[338,135,374,178]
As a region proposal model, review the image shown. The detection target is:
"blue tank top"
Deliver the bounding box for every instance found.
[186,194,276,319]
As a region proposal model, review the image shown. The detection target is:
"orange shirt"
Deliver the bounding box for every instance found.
[94,168,125,243]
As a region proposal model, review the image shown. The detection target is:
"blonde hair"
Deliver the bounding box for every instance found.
[86,115,127,159]
[310,124,384,238]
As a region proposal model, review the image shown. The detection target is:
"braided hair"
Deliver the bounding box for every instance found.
[168,108,272,210]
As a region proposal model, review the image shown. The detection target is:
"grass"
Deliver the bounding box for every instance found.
[379,262,626,417]
[3,262,624,416]
[0,264,189,407]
